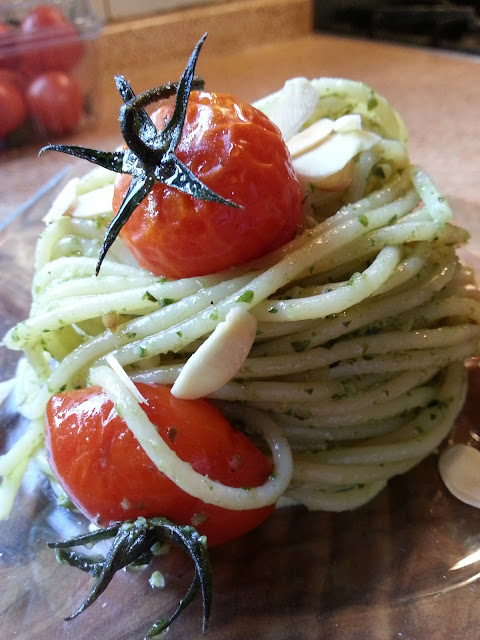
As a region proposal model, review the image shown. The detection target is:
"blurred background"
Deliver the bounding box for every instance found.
[314,0,480,54]
[89,0,480,55]
[1,0,478,190]
[88,0,225,20]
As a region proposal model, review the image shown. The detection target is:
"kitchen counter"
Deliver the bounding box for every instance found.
[1,11,480,228]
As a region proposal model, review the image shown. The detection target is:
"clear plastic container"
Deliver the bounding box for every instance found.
[0,0,103,150]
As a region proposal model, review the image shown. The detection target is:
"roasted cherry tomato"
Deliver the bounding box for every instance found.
[26,71,83,136]
[19,5,84,73]
[45,383,275,547]
[0,77,27,138]
[114,91,303,279]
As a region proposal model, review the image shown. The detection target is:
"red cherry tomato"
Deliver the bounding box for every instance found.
[0,69,28,95]
[26,71,83,136]
[45,383,275,547]
[0,22,18,70]
[114,91,302,279]
[19,5,84,73]
[0,78,27,138]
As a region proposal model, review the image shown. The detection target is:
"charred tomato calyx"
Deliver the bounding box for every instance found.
[39,32,240,275]
[48,515,212,636]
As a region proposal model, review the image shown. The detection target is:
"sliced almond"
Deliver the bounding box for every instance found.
[315,160,355,192]
[439,443,480,508]
[77,166,116,195]
[253,77,320,142]
[333,113,362,133]
[287,119,334,158]
[293,129,381,186]
[171,307,257,400]
[70,183,115,218]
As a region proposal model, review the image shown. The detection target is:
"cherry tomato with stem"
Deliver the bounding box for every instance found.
[19,4,84,73]
[45,383,275,547]
[114,90,303,279]
[26,71,83,136]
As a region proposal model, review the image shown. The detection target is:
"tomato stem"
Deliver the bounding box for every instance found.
[38,32,241,276]
[48,516,212,636]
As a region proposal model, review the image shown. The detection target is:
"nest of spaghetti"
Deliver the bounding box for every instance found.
[4,76,480,515]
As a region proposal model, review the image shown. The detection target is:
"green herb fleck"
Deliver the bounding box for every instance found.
[142,291,158,302]
[367,93,378,110]
[149,570,166,589]
[57,490,75,510]
[291,340,311,353]
[236,290,254,304]
[346,273,358,287]
[358,214,369,227]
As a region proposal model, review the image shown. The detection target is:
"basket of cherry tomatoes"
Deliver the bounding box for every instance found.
[0,1,102,149]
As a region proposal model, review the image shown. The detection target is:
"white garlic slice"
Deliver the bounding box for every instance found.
[292,129,381,186]
[171,307,257,400]
[438,444,480,508]
[253,77,320,142]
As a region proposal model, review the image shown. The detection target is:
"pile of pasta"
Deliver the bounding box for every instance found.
[2,77,480,518]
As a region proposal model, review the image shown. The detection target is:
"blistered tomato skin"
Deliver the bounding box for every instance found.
[45,384,275,547]
[114,91,303,279]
